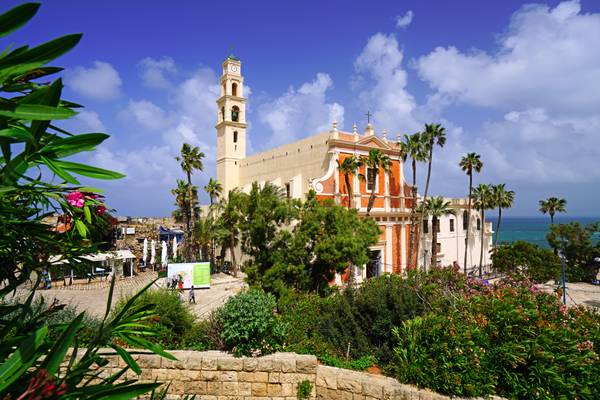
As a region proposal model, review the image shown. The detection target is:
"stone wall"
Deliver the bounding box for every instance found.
[93,350,503,400]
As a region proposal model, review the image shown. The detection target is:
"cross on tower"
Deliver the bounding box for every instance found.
[365,111,372,124]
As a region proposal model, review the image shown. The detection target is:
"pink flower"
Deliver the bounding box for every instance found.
[66,191,84,208]
[96,205,106,215]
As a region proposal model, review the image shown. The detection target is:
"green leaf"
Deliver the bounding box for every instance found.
[0,126,36,146]
[110,345,141,375]
[83,205,92,223]
[54,160,125,180]
[0,103,76,120]
[0,325,48,392]
[41,313,84,375]
[40,132,109,157]
[39,155,79,184]
[0,34,82,82]
[0,3,40,39]
[74,219,87,237]
[10,66,63,83]
[84,382,161,400]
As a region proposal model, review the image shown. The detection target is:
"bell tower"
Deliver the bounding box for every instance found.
[216,55,246,196]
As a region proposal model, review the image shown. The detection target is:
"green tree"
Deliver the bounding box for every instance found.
[204,177,222,207]
[337,154,362,210]
[459,153,483,274]
[539,197,567,225]
[362,149,391,216]
[176,143,205,261]
[546,222,600,281]
[491,183,515,246]
[491,241,561,283]
[472,183,493,277]
[171,179,199,225]
[0,4,173,397]
[422,196,456,269]
[215,189,247,276]
[400,133,427,270]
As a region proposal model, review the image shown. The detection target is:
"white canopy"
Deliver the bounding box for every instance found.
[161,240,167,266]
[172,237,177,258]
[142,238,148,264]
[150,240,156,264]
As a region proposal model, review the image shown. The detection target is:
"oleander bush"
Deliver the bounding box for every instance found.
[393,276,600,399]
[215,288,287,356]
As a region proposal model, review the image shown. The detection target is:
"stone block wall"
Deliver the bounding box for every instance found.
[90,350,503,400]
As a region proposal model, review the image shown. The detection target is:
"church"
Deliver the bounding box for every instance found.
[215,56,492,277]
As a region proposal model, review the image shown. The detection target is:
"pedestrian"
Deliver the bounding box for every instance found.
[177,277,183,292]
[189,284,196,304]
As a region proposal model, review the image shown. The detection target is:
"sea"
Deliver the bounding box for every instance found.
[488,216,600,248]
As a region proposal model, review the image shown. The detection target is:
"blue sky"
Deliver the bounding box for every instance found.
[4,0,600,216]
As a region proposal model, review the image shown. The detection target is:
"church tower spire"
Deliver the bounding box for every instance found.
[216,56,246,197]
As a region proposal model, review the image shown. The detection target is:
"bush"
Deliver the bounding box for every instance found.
[280,273,426,368]
[492,241,561,283]
[393,277,600,399]
[215,289,287,356]
[114,289,196,349]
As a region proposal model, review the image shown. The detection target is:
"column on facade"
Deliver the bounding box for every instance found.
[385,224,393,274]
[400,222,406,272]
[333,152,340,205]
[384,170,390,212]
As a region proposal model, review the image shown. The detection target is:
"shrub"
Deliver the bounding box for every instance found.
[393,278,600,399]
[296,379,312,400]
[215,289,287,356]
[492,241,561,283]
[114,289,196,348]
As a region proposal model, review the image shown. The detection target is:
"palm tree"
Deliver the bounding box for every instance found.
[459,153,483,274]
[363,149,391,216]
[216,189,246,277]
[400,133,427,269]
[422,196,456,269]
[176,143,205,261]
[337,155,363,210]
[204,178,223,207]
[539,197,567,225]
[492,184,515,246]
[472,183,493,277]
[171,179,199,226]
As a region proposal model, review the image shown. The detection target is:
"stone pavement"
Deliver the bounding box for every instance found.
[539,281,600,309]
[14,271,246,318]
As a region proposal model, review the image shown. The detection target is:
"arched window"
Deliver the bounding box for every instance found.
[231,106,240,122]
[233,131,238,143]
[232,82,238,97]
[462,210,468,230]
[221,106,225,121]
[477,218,481,230]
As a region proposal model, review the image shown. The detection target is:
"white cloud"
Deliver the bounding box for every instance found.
[258,73,344,147]
[396,10,414,29]
[119,99,171,131]
[139,56,177,89]
[415,0,600,115]
[353,33,420,133]
[71,110,105,132]
[66,61,122,100]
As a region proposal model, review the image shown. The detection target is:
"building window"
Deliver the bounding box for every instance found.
[477,218,481,230]
[233,131,238,143]
[232,82,238,97]
[366,168,378,192]
[423,220,429,234]
[463,210,468,230]
[436,243,442,253]
[221,106,225,121]
[231,106,240,122]
[450,219,455,232]
[285,183,291,198]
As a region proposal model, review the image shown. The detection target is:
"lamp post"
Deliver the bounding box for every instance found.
[561,252,567,306]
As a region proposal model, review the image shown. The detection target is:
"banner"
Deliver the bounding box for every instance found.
[167,262,211,289]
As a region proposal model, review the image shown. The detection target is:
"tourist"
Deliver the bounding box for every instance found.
[189,285,196,304]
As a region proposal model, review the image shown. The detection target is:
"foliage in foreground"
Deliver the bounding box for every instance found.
[393,276,600,399]
[0,3,172,398]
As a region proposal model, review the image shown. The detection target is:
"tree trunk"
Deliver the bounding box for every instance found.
[345,174,353,210]
[230,236,237,277]
[218,244,227,271]
[550,212,555,225]
[479,209,485,278]
[366,172,377,216]
[431,216,438,270]
[408,159,417,270]
[495,207,502,246]
[186,171,194,262]
[419,147,434,269]
[464,173,472,275]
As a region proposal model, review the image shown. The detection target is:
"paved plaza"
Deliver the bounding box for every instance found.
[14,271,246,319]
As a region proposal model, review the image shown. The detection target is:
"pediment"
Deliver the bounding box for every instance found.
[357,135,392,149]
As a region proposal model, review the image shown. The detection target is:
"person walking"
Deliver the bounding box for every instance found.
[189,284,196,304]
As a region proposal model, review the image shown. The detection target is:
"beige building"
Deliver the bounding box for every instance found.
[215,56,491,275]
